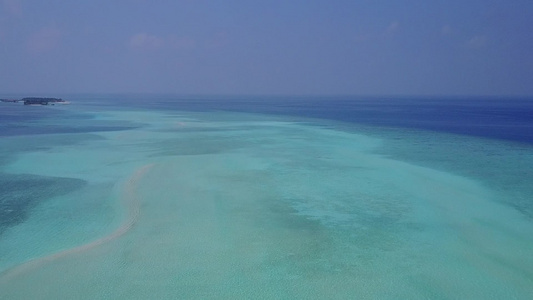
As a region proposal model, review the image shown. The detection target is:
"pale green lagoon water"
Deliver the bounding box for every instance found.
[0,103,532,299]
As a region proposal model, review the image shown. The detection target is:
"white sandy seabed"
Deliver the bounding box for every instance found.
[0,109,532,299]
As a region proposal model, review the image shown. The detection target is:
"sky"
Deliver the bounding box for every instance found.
[1,0,532,96]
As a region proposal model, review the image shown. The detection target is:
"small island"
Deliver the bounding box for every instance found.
[1,97,70,105]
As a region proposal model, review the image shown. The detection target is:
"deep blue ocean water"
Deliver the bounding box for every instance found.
[3,95,533,142]
[122,95,533,144]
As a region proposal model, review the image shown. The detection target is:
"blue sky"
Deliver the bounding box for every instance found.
[1,0,532,96]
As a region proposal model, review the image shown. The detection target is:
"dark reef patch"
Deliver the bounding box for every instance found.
[0,173,87,234]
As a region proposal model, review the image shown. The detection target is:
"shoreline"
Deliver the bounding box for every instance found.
[0,164,154,281]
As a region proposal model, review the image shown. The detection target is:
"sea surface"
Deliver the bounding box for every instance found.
[0,95,532,299]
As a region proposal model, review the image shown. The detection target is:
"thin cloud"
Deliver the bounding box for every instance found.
[168,36,196,50]
[386,21,400,34]
[129,33,164,49]
[129,33,197,51]
[466,35,487,49]
[27,26,62,54]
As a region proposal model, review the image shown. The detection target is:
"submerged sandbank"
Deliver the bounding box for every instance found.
[0,164,153,281]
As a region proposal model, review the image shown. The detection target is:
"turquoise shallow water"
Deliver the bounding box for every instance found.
[0,98,532,299]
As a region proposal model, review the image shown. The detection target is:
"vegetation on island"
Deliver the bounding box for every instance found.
[1,97,68,105]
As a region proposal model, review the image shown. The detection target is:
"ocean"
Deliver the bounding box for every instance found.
[0,95,532,299]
